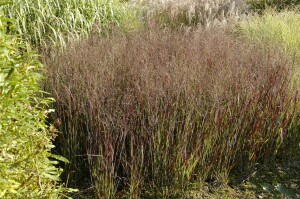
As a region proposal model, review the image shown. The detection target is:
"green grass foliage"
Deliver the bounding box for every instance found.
[0,16,73,198]
[237,10,300,55]
[236,9,300,161]
[236,10,300,86]
[246,0,300,11]
[1,0,138,49]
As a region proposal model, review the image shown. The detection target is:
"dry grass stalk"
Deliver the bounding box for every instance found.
[133,0,247,27]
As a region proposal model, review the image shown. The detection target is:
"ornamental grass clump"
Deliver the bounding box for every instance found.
[44,27,298,198]
[134,0,247,28]
[237,10,300,60]
[0,0,138,49]
[236,10,300,91]
[0,15,73,198]
[236,9,300,160]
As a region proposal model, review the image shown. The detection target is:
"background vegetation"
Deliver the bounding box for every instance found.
[1,0,139,49]
[1,0,299,198]
[237,10,300,87]
[135,0,247,28]
[246,0,300,12]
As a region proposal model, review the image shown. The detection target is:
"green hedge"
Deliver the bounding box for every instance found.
[0,16,73,198]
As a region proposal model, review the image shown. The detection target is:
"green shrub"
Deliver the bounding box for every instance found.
[0,0,139,49]
[44,27,298,198]
[0,15,73,198]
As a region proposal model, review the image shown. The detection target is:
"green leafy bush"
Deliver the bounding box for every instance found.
[0,15,72,198]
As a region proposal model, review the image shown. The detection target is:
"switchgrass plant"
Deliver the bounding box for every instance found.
[236,10,300,88]
[235,9,300,162]
[133,0,247,28]
[44,27,298,198]
[1,0,139,49]
[0,15,74,198]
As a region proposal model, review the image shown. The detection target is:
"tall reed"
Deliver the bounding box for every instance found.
[44,27,298,198]
[1,0,138,49]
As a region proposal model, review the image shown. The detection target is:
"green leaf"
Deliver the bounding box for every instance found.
[275,184,297,198]
[43,173,59,181]
[0,0,12,6]
[260,182,274,193]
[4,68,14,80]
[49,154,69,163]
[0,190,7,198]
